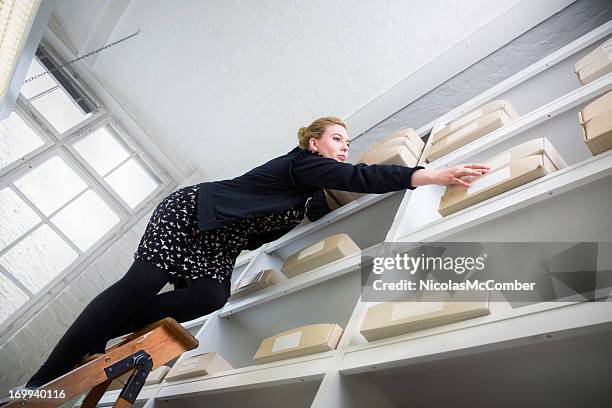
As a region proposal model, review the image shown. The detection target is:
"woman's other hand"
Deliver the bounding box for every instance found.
[412,164,491,188]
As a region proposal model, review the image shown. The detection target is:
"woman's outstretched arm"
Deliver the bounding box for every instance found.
[411,164,491,188]
[290,153,490,192]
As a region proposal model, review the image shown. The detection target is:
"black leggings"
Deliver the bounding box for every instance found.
[26,259,230,388]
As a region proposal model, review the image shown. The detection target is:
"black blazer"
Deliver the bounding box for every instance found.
[197,147,424,247]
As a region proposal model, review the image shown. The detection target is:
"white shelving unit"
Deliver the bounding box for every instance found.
[81,22,612,407]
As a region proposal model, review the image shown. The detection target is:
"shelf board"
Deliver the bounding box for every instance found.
[220,248,371,317]
[156,351,338,398]
[340,301,612,375]
[396,150,612,244]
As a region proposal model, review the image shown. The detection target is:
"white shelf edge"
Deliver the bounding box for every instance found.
[220,248,374,317]
[397,149,612,244]
[181,313,212,330]
[339,301,612,375]
[413,20,612,138]
[156,352,338,398]
[264,193,394,253]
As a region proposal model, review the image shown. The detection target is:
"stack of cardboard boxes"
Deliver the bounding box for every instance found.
[327,128,425,206]
[438,137,567,216]
[426,100,520,162]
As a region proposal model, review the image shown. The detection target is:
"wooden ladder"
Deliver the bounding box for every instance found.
[3,318,198,408]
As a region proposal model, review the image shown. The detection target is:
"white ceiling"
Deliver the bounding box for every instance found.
[49,0,522,181]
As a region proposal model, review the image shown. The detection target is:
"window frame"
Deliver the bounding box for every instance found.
[0,47,175,336]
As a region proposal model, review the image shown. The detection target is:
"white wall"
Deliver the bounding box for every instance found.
[56,0,524,180]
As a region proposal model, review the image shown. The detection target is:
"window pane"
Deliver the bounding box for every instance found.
[51,190,120,251]
[14,156,87,216]
[105,158,160,208]
[0,224,78,294]
[30,88,91,134]
[0,111,45,170]
[20,58,57,99]
[73,127,130,176]
[0,187,41,251]
[0,273,29,324]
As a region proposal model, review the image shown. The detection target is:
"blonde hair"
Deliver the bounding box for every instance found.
[297,116,347,150]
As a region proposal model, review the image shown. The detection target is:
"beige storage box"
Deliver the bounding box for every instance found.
[579,91,612,156]
[327,129,423,206]
[358,140,420,167]
[165,352,233,381]
[324,190,341,211]
[361,128,425,161]
[360,299,490,342]
[580,91,612,123]
[144,365,171,385]
[438,154,557,216]
[326,189,363,207]
[580,112,612,156]
[575,37,612,72]
[281,233,360,278]
[431,100,519,145]
[577,53,612,85]
[484,137,567,171]
[230,269,281,299]
[253,323,343,364]
[427,108,516,162]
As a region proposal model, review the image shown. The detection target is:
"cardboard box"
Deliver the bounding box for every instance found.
[577,52,612,85]
[432,100,519,145]
[574,37,612,72]
[253,323,343,364]
[230,269,280,299]
[362,128,425,160]
[165,352,233,381]
[438,154,557,216]
[327,130,423,206]
[281,234,360,278]
[484,137,567,171]
[360,299,489,342]
[358,140,420,167]
[144,365,171,385]
[580,111,612,156]
[426,109,514,162]
[580,91,612,124]
[326,189,364,207]
[324,190,341,211]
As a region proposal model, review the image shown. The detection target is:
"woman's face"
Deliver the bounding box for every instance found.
[309,124,350,162]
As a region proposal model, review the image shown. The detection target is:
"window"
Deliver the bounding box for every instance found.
[0,45,170,328]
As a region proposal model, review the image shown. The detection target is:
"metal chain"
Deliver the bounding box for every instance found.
[23,29,141,84]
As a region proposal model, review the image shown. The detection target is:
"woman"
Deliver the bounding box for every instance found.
[25,116,489,388]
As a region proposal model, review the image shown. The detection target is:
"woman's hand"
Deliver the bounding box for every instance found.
[412,164,492,188]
